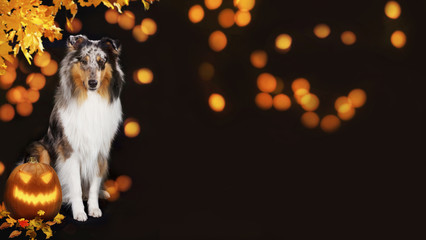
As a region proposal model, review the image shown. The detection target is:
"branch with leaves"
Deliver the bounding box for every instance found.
[0,0,158,75]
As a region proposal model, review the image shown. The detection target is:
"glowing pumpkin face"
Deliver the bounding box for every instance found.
[4,159,62,220]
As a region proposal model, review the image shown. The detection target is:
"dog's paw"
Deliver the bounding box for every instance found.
[74,211,88,222]
[100,190,110,199]
[88,207,102,218]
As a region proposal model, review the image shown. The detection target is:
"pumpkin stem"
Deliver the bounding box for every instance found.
[28,156,38,163]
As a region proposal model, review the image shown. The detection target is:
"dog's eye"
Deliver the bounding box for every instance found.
[98,59,106,68]
[81,59,88,65]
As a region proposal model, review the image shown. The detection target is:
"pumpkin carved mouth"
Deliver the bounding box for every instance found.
[13,186,59,205]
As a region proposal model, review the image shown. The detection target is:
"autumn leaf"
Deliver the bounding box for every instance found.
[37,210,45,216]
[142,0,150,10]
[0,222,11,230]
[17,218,30,228]
[29,218,43,230]
[6,216,17,225]
[46,221,56,226]
[42,226,53,239]
[26,229,37,239]
[9,230,22,238]
[53,213,65,224]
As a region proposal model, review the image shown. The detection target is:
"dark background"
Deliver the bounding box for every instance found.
[0,0,423,239]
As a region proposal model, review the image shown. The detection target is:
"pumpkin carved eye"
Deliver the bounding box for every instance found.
[19,171,32,184]
[41,172,53,184]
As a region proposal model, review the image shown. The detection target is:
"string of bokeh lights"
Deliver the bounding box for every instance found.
[0,1,408,198]
[189,0,406,133]
[103,8,158,143]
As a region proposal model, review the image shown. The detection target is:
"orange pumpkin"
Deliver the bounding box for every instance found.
[4,158,62,220]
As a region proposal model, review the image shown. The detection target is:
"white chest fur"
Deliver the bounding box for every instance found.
[59,92,122,163]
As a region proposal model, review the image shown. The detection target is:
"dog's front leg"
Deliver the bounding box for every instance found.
[88,154,107,218]
[58,156,87,221]
[87,174,102,218]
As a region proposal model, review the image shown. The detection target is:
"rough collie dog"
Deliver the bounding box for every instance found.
[23,35,124,221]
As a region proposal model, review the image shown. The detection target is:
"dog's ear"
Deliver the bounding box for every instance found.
[67,35,88,50]
[100,37,121,56]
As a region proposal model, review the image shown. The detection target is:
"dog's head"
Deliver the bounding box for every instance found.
[67,35,121,92]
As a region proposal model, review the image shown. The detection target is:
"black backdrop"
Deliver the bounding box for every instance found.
[0,1,423,239]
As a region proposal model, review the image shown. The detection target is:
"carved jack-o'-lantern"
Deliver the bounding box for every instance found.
[4,158,62,220]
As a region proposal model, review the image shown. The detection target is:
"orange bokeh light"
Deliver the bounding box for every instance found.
[116,175,132,192]
[0,104,15,122]
[294,88,309,104]
[300,93,319,111]
[188,5,205,23]
[65,18,82,34]
[118,11,135,30]
[41,59,58,76]
[26,73,46,90]
[0,161,4,176]
[341,31,356,45]
[385,1,401,19]
[255,92,273,110]
[124,118,140,138]
[199,62,215,81]
[141,18,157,35]
[250,50,267,69]
[6,87,24,104]
[291,78,310,92]
[16,102,33,117]
[313,24,331,39]
[320,115,341,133]
[0,67,16,89]
[134,68,153,84]
[34,52,51,68]
[301,112,320,129]
[338,106,355,121]
[209,93,226,112]
[275,34,292,52]
[105,9,119,24]
[218,9,234,28]
[348,89,367,108]
[205,0,222,10]
[273,94,291,111]
[257,73,276,93]
[235,0,255,11]
[235,10,251,27]
[26,89,40,103]
[104,179,120,202]
[335,96,352,113]
[391,30,406,48]
[133,25,149,42]
[209,31,227,52]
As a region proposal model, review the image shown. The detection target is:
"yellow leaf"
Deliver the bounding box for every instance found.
[66,17,74,32]
[53,213,65,224]
[42,226,53,239]
[142,0,150,10]
[46,221,56,226]
[37,210,45,216]
[29,219,42,230]
[6,215,17,225]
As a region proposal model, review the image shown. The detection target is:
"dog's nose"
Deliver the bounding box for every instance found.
[88,80,98,88]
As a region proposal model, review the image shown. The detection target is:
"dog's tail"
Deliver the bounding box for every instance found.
[23,141,51,165]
